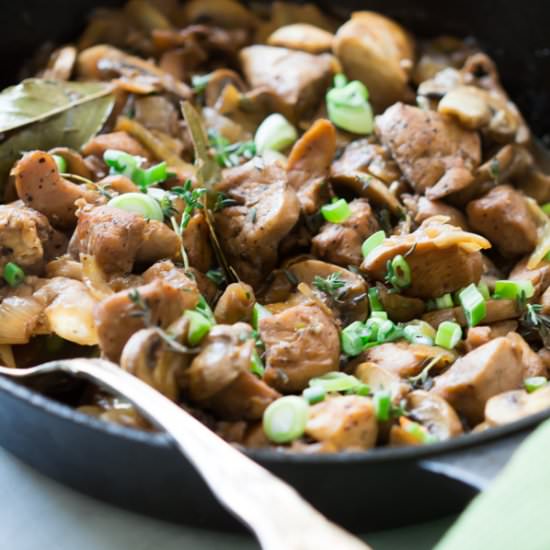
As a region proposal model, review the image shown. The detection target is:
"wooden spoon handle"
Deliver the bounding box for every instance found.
[52,358,370,550]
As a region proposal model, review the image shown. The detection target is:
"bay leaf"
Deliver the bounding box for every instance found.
[0,79,115,188]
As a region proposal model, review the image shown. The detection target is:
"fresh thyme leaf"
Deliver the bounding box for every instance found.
[208,129,256,168]
[159,194,177,219]
[520,303,550,347]
[214,192,238,212]
[312,272,347,300]
[171,179,207,230]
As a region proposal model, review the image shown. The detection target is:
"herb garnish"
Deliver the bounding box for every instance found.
[171,179,207,230]
[208,129,256,168]
[520,303,550,348]
[206,268,226,287]
[312,272,347,301]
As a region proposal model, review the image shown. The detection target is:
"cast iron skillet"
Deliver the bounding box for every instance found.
[1,0,550,534]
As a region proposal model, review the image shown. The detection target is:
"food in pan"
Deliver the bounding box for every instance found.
[1,0,550,453]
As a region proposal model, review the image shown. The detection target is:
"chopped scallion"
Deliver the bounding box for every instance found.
[458,283,487,327]
[52,154,67,173]
[542,202,550,216]
[434,321,462,349]
[252,303,272,330]
[341,321,368,356]
[385,255,412,290]
[326,77,373,134]
[435,293,454,310]
[254,113,298,154]
[524,376,548,393]
[108,192,164,221]
[374,390,392,422]
[309,371,361,393]
[250,348,265,378]
[184,309,213,346]
[404,320,436,346]
[321,198,352,224]
[368,287,384,312]
[400,417,438,444]
[493,280,535,301]
[370,311,388,320]
[303,385,326,405]
[263,396,309,444]
[477,282,490,301]
[362,230,386,259]
[3,262,25,287]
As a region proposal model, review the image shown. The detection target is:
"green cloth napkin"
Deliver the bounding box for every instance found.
[436,419,550,550]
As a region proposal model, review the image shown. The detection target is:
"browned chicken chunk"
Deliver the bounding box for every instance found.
[375,103,481,199]
[214,282,255,324]
[74,205,180,274]
[214,159,300,287]
[81,131,151,159]
[260,302,340,392]
[184,323,280,420]
[305,395,378,451]
[240,45,333,121]
[0,204,67,274]
[312,198,379,267]
[466,185,539,257]
[95,277,199,361]
[432,334,546,424]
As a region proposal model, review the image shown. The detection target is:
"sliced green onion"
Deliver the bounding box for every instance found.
[368,287,384,312]
[386,255,412,290]
[362,230,386,259]
[435,321,462,349]
[333,73,348,89]
[52,154,67,173]
[404,320,436,346]
[309,371,360,393]
[250,348,265,378]
[326,80,373,134]
[351,383,371,396]
[542,203,550,216]
[132,161,168,190]
[370,311,388,320]
[196,295,216,324]
[252,303,272,330]
[3,262,25,287]
[401,417,438,444]
[104,149,142,177]
[477,282,490,301]
[184,309,213,346]
[434,293,454,310]
[263,396,309,444]
[341,321,368,356]
[108,192,164,221]
[524,376,548,393]
[191,73,211,93]
[303,385,326,405]
[321,198,352,224]
[493,280,535,301]
[374,390,392,422]
[254,113,298,154]
[458,283,487,327]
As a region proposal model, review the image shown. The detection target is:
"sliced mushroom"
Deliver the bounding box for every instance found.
[180,0,258,29]
[12,151,98,229]
[333,11,414,111]
[407,390,463,440]
[485,386,550,427]
[49,147,94,180]
[267,23,333,54]
[120,327,190,401]
[354,362,409,399]
[214,282,255,325]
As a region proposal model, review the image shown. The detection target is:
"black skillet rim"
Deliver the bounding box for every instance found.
[1,371,548,465]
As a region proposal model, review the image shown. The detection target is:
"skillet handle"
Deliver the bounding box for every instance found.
[50,359,370,550]
[418,431,528,491]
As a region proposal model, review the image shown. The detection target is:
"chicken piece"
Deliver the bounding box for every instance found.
[312,198,379,267]
[214,282,255,325]
[214,159,300,288]
[403,195,469,230]
[362,342,456,379]
[81,131,151,160]
[287,119,336,214]
[184,323,280,420]
[376,285,425,323]
[432,334,546,424]
[95,278,199,362]
[361,217,490,299]
[12,151,98,228]
[466,185,538,257]
[375,103,481,199]
[259,302,340,392]
[239,45,333,122]
[142,260,200,294]
[267,24,333,54]
[179,212,213,273]
[305,395,378,451]
[509,257,550,300]
[464,321,518,352]
[0,204,67,275]
[333,12,414,111]
[74,205,179,274]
